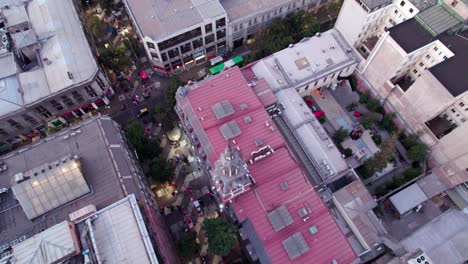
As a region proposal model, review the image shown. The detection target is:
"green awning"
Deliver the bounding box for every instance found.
[209,63,225,75]
[51,119,63,127]
[232,55,243,65]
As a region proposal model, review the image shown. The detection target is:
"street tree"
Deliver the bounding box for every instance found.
[333,127,349,144]
[148,155,173,183]
[289,10,320,40]
[203,218,238,257]
[253,20,293,55]
[364,134,397,175]
[176,231,199,259]
[125,121,161,160]
[361,112,377,129]
[380,112,397,132]
[98,44,130,73]
[85,15,107,40]
[407,143,427,162]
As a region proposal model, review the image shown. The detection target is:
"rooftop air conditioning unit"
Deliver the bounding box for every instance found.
[14,172,25,183]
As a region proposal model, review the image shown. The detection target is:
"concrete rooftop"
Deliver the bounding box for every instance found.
[0,116,144,246]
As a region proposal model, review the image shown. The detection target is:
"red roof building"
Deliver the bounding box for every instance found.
[176,67,357,263]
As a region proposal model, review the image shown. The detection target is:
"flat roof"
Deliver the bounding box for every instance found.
[177,67,357,263]
[417,172,447,198]
[389,19,436,53]
[0,0,98,117]
[361,0,392,10]
[416,4,461,36]
[11,157,91,220]
[220,0,285,21]
[276,88,349,178]
[389,183,428,215]
[124,0,226,41]
[9,221,78,264]
[0,53,22,116]
[77,195,159,264]
[429,31,468,97]
[0,116,144,246]
[251,29,357,93]
[401,209,468,264]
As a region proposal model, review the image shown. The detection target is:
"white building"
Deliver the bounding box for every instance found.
[123,0,339,74]
[251,29,359,95]
[0,0,113,149]
[335,0,468,192]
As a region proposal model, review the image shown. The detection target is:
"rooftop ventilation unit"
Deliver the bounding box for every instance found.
[255,138,263,146]
[14,172,26,183]
[244,116,252,123]
[280,181,288,190]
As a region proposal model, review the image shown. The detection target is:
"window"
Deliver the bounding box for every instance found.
[400,0,405,6]
[394,9,398,14]
[409,8,413,13]
[419,62,424,67]
[146,42,155,49]
[205,24,213,33]
[443,56,448,60]
[206,45,216,53]
[434,46,438,51]
[215,18,226,28]
[50,100,63,111]
[192,38,203,49]
[150,52,159,59]
[205,34,215,44]
[413,69,418,74]
[180,43,192,53]
[459,102,465,107]
[216,29,226,39]
[248,19,252,26]
[451,108,456,113]
[161,53,168,61]
[96,76,106,91]
[22,114,37,125]
[451,0,458,7]
[465,108,468,111]
[217,41,226,48]
[35,106,52,118]
[84,86,98,98]
[234,25,238,32]
[168,48,180,59]
[0,128,7,136]
[426,54,431,59]
[7,119,24,130]
[61,95,74,106]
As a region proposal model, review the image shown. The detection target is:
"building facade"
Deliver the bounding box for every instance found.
[335,0,468,190]
[0,0,114,151]
[123,0,339,75]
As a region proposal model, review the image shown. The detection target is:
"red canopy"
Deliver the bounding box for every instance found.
[140,70,148,79]
[305,99,313,106]
[354,111,363,117]
[314,110,324,118]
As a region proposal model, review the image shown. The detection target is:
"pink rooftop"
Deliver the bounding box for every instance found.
[178,67,357,263]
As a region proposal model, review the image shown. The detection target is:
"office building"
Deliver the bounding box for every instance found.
[0,0,114,151]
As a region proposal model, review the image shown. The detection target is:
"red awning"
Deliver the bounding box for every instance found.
[314,110,325,118]
[305,99,313,106]
[61,112,73,117]
[139,70,148,79]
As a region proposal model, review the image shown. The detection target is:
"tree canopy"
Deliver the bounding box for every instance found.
[203,218,237,257]
[148,155,174,183]
[407,143,427,162]
[333,127,349,144]
[125,121,161,160]
[176,231,199,259]
[364,134,397,175]
[98,44,130,73]
[85,15,107,39]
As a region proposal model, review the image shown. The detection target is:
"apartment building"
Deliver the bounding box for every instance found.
[341,0,468,191]
[0,116,178,263]
[0,0,114,150]
[123,0,339,75]
[123,0,228,75]
[334,0,445,57]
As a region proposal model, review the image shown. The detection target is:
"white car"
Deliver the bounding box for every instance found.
[0,188,8,194]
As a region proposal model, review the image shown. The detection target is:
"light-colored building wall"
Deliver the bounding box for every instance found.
[335,0,371,46]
